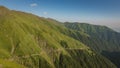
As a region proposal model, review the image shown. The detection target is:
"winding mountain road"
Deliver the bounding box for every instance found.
[18,48,85,58]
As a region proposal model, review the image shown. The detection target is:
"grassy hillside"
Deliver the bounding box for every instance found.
[64,22,120,67]
[0,6,117,68]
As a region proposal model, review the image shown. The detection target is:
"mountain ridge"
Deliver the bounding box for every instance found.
[0,6,117,68]
[64,22,120,67]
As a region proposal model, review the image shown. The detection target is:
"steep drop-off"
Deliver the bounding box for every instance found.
[64,22,120,67]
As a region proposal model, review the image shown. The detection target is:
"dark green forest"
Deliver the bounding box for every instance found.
[64,22,120,68]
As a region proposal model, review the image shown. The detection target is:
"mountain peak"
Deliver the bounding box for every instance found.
[0,6,10,15]
[0,6,9,10]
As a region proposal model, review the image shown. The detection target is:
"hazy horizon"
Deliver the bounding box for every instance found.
[0,0,120,32]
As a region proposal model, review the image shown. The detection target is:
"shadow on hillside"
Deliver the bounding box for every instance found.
[102,51,120,68]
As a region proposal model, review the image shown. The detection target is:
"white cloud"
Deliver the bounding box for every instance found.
[30,3,38,7]
[43,12,48,15]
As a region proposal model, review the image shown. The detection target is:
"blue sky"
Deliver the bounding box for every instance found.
[0,0,120,31]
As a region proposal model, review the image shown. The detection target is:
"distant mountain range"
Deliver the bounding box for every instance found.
[64,22,120,68]
[0,6,119,68]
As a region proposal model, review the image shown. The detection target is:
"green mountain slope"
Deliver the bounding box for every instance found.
[0,6,117,68]
[64,22,120,68]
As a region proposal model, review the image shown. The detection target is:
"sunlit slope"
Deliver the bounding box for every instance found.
[0,6,116,68]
